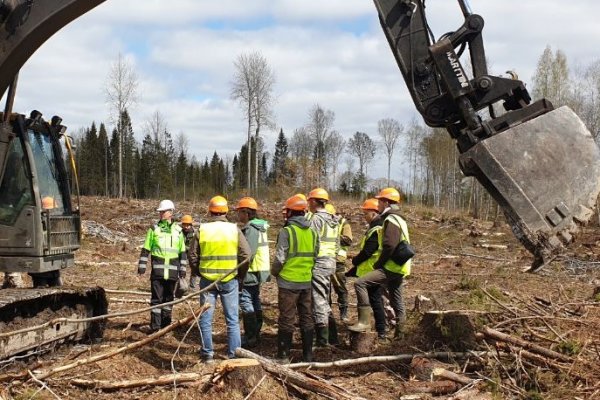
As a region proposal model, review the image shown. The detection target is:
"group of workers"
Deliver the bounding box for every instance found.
[137,187,412,363]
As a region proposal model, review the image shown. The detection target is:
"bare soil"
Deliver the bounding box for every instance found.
[2,196,599,400]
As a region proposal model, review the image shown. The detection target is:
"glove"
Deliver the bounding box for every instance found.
[179,269,186,279]
[137,265,146,275]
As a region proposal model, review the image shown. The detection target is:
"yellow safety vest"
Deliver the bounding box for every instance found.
[379,214,411,276]
[316,218,338,258]
[144,223,185,280]
[249,228,270,273]
[279,225,317,283]
[356,225,382,277]
[198,221,239,282]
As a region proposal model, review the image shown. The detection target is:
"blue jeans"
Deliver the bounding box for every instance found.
[239,284,262,314]
[199,278,241,359]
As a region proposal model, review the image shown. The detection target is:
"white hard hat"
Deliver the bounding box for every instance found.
[156,199,175,212]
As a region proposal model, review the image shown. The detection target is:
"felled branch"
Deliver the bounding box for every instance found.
[71,372,209,390]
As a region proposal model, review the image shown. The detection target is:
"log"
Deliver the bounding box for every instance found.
[71,372,209,390]
[349,330,377,354]
[481,326,573,363]
[236,348,367,400]
[410,357,458,381]
[398,380,460,395]
[432,368,474,385]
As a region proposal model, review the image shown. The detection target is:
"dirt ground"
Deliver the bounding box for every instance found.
[2,196,600,399]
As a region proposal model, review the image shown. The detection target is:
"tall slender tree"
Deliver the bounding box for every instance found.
[378,118,403,186]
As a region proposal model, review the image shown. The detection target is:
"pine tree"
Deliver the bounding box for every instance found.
[270,128,289,183]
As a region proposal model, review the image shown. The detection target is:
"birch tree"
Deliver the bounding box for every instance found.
[378,118,403,186]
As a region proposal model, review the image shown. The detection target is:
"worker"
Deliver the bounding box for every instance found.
[271,194,318,363]
[349,188,412,339]
[188,196,251,362]
[137,199,188,333]
[325,203,352,322]
[180,214,200,290]
[346,198,388,341]
[236,196,270,348]
[306,188,339,346]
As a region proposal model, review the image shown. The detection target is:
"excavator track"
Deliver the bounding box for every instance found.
[0,287,108,360]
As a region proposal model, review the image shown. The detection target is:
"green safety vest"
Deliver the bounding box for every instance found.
[356,225,382,277]
[336,217,349,262]
[279,225,317,283]
[144,223,185,280]
[198,221,239,282]
[379,214,411,276]
[249,227,270,273]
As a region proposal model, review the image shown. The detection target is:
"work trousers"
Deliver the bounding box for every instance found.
[355,268,406,325]
[240,284,262,314]
[277,286,314,334]
[150,279,176,331]
[189,266,201,290]
[311,258,335,326]
[329,264,348,313]
[368,286,387,336]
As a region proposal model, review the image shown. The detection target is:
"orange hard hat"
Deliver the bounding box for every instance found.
[285,194,308,211]
[236,197,258,210]
[181,214,193,224]
[375,187,401,203]
[361,198,379,212]
[208,195,229,213]
[41,196,56,210]
[308,187,329,201]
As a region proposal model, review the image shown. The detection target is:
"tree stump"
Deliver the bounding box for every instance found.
[211,358,264,394]
[419,310,488,351]
[349,331,377,354]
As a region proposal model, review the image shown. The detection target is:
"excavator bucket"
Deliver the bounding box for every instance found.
[460,106,600,270]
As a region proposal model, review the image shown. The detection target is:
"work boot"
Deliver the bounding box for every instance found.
[161,310,172,328]
[339,305,349,323]
[393,323,405,340]
[314,324,329,347]
[348,307,372,333]
[301,329,314,362]
[150,311,161,333]
[276,331,293,364]
[328,315,339,345]
[242,312,258,348]
[256,310,264,342]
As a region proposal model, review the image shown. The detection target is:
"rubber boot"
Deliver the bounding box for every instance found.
[314,324,329,347]
[160,309,172,328]
[276,331,293,364]
[339,305,349,323]
[328,314,339,345]
[150,310,161,333]
[301,330,314,362]
[393,322,405,340]
[256,310,264,342]
[348,306,372,333]
[242,312,258,348]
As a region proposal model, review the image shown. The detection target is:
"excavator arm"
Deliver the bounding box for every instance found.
[374,0,600,270]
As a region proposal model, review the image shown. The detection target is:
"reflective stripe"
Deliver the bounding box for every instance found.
[139,256,149,262]
[280,225,316,283]
[199,221,239,282]
[153,264,179,271]
[151,308,161,315]
[380,214,411,276]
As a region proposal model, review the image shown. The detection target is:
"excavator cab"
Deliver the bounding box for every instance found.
[0,110,80,286]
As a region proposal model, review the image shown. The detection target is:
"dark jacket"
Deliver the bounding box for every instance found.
[188,215,252,282]
[372,205,407,270]
[242,218,271,285]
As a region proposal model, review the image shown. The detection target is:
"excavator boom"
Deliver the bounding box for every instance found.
[373,0,600,270]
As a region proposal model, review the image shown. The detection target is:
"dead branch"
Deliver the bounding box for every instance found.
[288,351,487,370]
[481,326,572,362]
[71,372,209,390]
[109,297,150,304]
[398,380,460,395]
[432,368,474,385]
[104,289,150,296]
[236,348,367,400]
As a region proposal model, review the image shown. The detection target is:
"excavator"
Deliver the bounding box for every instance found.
[0,0,599,360]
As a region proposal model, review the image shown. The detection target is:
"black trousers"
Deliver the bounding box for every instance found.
[150,279,176,330]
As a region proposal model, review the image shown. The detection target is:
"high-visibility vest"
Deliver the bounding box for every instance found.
[336,217,349,262]
[312,214,337,258]
[198,221,239,282]
[379,214,411,276]
[145,223,186,280]
[356,225,382,277]
[249,226,270,273]
[279,225,317,283]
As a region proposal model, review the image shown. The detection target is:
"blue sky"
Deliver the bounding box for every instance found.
[6,0,600,187]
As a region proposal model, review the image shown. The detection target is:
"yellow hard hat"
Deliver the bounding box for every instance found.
[324,203,336,215]
[375,187,401,203]
[308,187,329,201]
[208,196,228,213]
[181,214,193,224]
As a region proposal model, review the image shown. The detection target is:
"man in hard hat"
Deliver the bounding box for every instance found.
[349,188,412,339]
[306,187,339,346]
[346,198,388,341]
[188,196,251,362]
[138,199,188,333]
[271,194,318,363]
[236,196,270,348]
[180,214,200,290]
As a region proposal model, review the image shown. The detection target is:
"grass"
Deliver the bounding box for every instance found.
[556,339,582,356]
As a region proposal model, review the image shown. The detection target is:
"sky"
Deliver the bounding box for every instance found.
[5,0,600,183]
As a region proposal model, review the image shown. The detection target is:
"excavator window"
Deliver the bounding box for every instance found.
[27,129,65,212]
[0,136,34,225]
